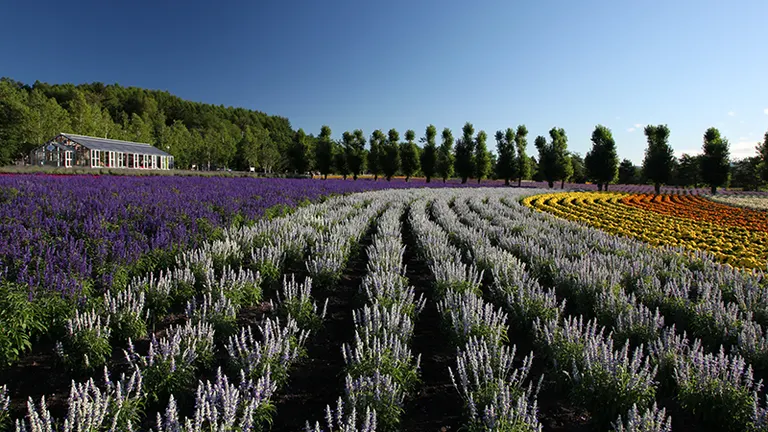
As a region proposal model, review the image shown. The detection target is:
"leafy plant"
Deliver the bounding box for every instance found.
[56,308,112,374]
[0,282,45,367]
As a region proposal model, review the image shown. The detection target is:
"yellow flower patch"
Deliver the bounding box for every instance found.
[522,192,768,270]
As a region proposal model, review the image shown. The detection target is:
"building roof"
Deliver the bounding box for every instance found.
[60,133,172,157]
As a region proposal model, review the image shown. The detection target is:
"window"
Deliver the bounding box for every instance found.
[109,151,115,168]
[65,151,73,168]
[117,153,124,168]
[151,155,157,170]
[91,150,100,168]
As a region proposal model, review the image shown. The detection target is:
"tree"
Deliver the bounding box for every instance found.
[289,128,312,174]
[535,136,556,188]
[676,153,702,188]
[315,125,334,179]
[159,120,193,168]
[642,125,674,194]
[454,122,476,183]
[584,125,619,191]
[235,124,270,171]
[731,156,764,191]
[420,125,438,183]
[550,127,572,189]
[529,156,541,182]
[258,135,280,174]
[570,153,587,183]
[368,129,385,180]
[514,125,530,186]
[757,131,768,183]
[618,159,638,184]
[400,129,420,182]
[345,129,366,180]
[382,129,401,181]
[700,127,731,194]
[495,128,516,185]
[334,139,349,179]
[26,89,71,145]
[474,130,491,183]
[437,128,455,182]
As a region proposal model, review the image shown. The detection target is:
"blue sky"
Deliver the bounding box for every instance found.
[2,0,767,164]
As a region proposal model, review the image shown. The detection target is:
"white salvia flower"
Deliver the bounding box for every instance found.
[612,403,672,432]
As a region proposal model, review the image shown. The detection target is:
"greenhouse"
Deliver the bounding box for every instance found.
[30,133,174,170]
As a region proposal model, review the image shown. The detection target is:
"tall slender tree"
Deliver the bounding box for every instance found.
[315,125,334,179]
[642,124,674,194]
[514,125,530,186]
[382,128,401,181]
[549,127,572,189]
[420,124,438,183]
[700,127,731,194]
[535,135,556,188]
[454,122,476,183]
[289,128,311,175]
[495,128,516,185]
[474,130,491,183]
[368,129,385,180]
[333,139,349,179]
[344,129,366,180]
[437,128,455,182]
[584,125,619,191]
[400,129,420,182]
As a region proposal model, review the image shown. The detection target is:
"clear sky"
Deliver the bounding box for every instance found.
[2,0,766,164]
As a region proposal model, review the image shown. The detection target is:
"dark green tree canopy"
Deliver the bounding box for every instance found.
[642,124,674,194]
[474,130,491,183]
[549,127,573,188]
[700,127,731,194]
[618,158,639,184]
[514,125,530,186]
[535,135,557,188]
[584,124,619,190]
[420,124,438,183]
[315,125,334,178]
[368,129,386,180]
[496,128,517,185]
[382,128,401,181]
[437,127,455,182]
[454,122,476,183]
[756,131,768,182]
[400,130,420,181]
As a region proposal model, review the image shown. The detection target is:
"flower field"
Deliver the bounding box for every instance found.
[2,185,768,431]
[523,192,768,269]
[709,195,768,211]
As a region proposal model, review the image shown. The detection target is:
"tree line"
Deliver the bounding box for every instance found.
[2,78,768,192]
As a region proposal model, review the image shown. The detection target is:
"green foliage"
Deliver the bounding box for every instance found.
[569,153,587,183]
[700,127,731,194]
[437,128,455,182]
[585,125,619,190]
[57,309,112,375]
[474,130,491,183]
[289,128,312,174]
[730,156,764,191]
[420,124,438,182]
[400,130,420,181]
[382,129,401,181]
[549,127,572,189]
[534,136,556,188]
[496,128,517,185]
[515,125,531,185]
[758,131,768,183]
[0,282,45,367]
[455,122,476,183]
[618,159,639,184]
[677,153,703,188]
[368,129,386,180]
[333,140,349,179]
[315,125,334,178]
[642,124,674,194]
[346,129,367,180]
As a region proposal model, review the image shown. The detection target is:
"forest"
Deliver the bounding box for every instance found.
[1,77,767,191]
